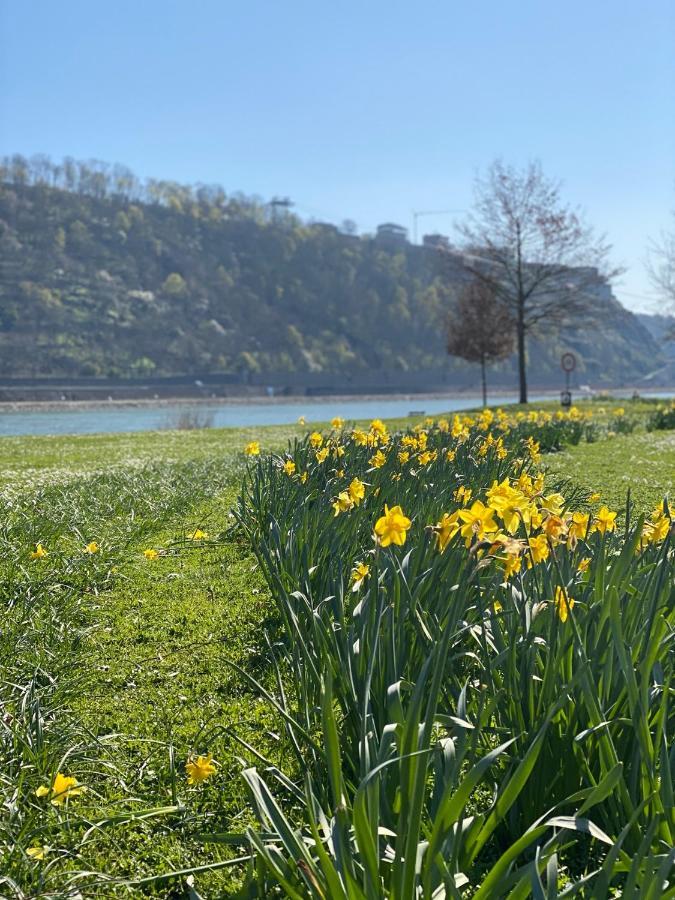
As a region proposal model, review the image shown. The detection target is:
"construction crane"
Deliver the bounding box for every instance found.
[411,208,464,245]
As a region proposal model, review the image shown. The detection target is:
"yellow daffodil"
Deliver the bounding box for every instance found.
[434,511,460,552]
[244,441,260,456]
[331,417,345,429]
[30,543,48,560]
[315,447,330,463]
[332,491,354,516]
[592,506,617,535]
[542,514,566,542]
[309,432,324,448]
[418,450,437,466]
[454,485,472,504]
[525,436,541,463]
[553,585,575,623]
[457,501,498,546]
[348,478,366,506]
[528,534,550,565]
[567,511,590,547]
[577,556,591,573]
[446,448,456,462]
[143,548,159,560]
[374,504,411,547]
[299,471,308,484]
[398,450,410,465]
[283,460,296,476]
[502,553,522,579]
[369,450,386,468]
[350,561,370,590]
[85,541,99,554]
[36,773,85,806]
[186,753,216,785]
[297,416,306,425]
[27,845,47,860]
[370,419,388,439]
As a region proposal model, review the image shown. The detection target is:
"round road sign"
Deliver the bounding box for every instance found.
[561,352,576,373]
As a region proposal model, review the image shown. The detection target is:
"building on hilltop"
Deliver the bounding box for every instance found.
[375,222,408,248]
[422,233,450,249]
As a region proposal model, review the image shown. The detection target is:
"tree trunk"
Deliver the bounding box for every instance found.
[517,299,527,404]
[481,354,487,407]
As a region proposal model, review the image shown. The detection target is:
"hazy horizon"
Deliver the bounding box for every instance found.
[2,0,674,314]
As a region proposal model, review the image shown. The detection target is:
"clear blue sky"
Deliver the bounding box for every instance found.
[2,0,673,312]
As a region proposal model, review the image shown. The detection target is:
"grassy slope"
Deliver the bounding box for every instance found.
[545,429,675,513]
[1,408,672,894]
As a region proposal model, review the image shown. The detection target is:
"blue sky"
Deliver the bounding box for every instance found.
[1,0,673,312]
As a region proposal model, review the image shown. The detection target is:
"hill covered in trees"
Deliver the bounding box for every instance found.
[0,154,665,387]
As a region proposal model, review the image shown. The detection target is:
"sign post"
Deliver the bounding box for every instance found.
[560,352,576,408]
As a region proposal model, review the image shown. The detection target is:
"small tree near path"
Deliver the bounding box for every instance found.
[452,160,620,403]
[447,280,515,407]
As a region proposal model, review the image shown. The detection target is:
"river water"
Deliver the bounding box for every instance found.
[0,391,671,438]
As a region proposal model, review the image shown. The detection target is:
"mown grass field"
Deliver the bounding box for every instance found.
[0,400,673,897]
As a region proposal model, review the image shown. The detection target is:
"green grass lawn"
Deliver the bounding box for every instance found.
[1,406,672,895]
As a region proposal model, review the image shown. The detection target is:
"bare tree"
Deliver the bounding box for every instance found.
[647,213,675,310]
[447,280,515,407]
[452,160,620,402]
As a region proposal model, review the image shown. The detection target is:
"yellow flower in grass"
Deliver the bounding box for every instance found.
[348,478,366,506]
[351,561,370,590]
[525,436,541,463]
[186,753,216,785]
[309,431,324,448]
[540,493,565,517]
[244,441,260,456]
[589,492,601,503]
[542,514,566,542]
[528,534,550,565]
[332,491,354,516]
[315,447,330,464]
[369,449,386,469]
[189,529,208,540]
[299,471,308,484]
[36,772,85,805]
[437,418,449,433]
[398,451,410,465]
[297,416,306,425]
[370,419,388,439]
[577,557,591,573]
[85,541,99,554]
[434,512,460,553]
[143,548,159,561]
[331,417,345,429]
[27,845,47,860]
[502,553,522,579]
[457,501,498,546]
[352,429,369,446]
[454,485,472,504]
[283,459,296,476]
[30,543,48,560]
[553,585,575,623]
[374,505,411,547]
[592,506,617,535]
[567,511,590,547]
[446,448,456,462]
[418,450,437,466]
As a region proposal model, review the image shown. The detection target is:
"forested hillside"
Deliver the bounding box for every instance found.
[0,155,665,384]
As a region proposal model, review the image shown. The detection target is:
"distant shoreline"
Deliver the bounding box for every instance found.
[0,387,671,415]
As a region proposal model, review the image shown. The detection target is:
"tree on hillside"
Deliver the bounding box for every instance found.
[447,280,514,406]
[648,211,675,311]
[452,160,619,403]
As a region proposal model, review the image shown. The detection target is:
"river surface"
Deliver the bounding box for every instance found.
[0,392,672,438]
